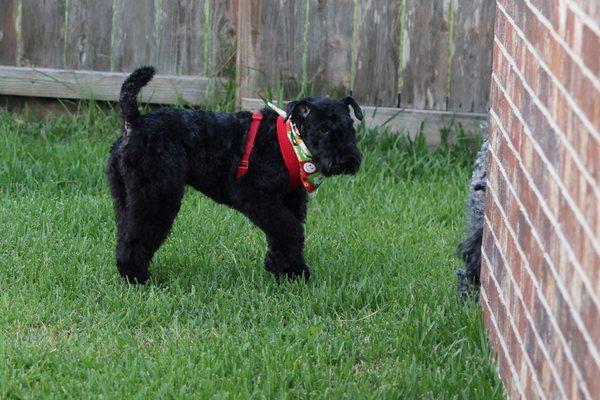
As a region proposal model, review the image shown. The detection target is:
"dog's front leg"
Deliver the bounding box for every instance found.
[234,191,309,280]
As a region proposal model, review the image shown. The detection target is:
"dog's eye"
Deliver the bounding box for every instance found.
[319,128,329,135]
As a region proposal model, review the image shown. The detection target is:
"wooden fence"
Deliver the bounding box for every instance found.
[0,0,495,136]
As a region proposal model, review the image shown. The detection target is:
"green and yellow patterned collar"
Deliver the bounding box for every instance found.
[267,102,325,193]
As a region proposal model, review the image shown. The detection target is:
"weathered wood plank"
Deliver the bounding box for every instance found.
[352,0,402,107]
[155,0,236,76]
[248,0,354,99]
[241,97,487,144]
[155,0,205,75]
[0,66,224,105]
[448,0,495,113]
[207,0,237,76]
[306,0,354,98]
[64,0,113,70]
[399,0,452,110]
[255,0,306,97]
[0,0,19,65]
[235,0,261,107]
[20,0,65,68]
[111,0,156,71]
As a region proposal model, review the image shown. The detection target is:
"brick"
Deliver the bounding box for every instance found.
[580,24,599,76]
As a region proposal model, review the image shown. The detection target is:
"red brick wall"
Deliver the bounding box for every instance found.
[481,0,599,398]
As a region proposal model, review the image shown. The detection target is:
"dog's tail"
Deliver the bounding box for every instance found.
[119,66,155,130]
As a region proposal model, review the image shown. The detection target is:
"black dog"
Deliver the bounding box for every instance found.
[107,67,363,284]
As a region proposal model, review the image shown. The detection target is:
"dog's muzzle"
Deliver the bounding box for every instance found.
[330,149,361,175]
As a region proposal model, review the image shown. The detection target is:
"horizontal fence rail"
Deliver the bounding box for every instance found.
[0,67,224,105]
[241,98,487,142]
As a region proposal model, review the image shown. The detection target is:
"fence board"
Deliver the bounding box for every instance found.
[306,0,354,98]
[155,0,235,76]
[0,66,223,104]
[207,0,237,76]
[0,0,19,66]
[235,0,260,106]
[64,0,113,70]
[21,0,65,68]
[448,1,495,113]
[399,0,451,110]
[111,0,156,72]
[247,0,355,99]
[352,0,401,107]
[255,0,306,96]
[156,0,206,75]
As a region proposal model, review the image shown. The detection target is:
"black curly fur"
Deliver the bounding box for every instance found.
[457,227,483,298]
[107,67,363,284]
[119,66,155,131]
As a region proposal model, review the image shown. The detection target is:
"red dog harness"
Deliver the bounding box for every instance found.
[236,113,263,179]
[236,113,301,191]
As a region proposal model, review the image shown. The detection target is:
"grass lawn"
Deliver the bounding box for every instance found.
[0,105,502,399]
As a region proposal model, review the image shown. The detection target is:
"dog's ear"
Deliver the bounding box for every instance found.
[343,96,364,120]
[285,100,311,121]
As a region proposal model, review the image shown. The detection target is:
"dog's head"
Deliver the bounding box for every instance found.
[286,96,363,177]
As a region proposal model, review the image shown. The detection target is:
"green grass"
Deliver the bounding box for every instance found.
[0,105,502,399]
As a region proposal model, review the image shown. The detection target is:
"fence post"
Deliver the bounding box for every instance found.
[235,0,260,110]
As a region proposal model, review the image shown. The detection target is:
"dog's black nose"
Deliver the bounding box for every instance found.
[336,152,361,175]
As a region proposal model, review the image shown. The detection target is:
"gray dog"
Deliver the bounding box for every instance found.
[457,130,488,299]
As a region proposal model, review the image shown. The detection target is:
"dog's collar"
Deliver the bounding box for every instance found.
[267,102,325,193]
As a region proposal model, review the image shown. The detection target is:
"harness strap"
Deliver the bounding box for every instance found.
[236,114,302,192]
[236,113,263,179]
[276,116,302,191]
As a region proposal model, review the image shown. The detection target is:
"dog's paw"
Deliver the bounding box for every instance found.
[264,252,310,282]
[263,251,279,274]
[284,265,310,281]
[118,263,150,285]
[121,271,150,285]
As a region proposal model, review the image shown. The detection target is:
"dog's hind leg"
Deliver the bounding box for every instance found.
[107,148,129,258]
[116,182,184,284]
